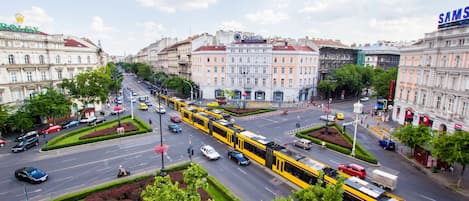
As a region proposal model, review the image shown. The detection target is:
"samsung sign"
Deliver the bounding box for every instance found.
[438,6,469,29]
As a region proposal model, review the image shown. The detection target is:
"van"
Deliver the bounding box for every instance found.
[293,139,313,150]
[15,131,39,142]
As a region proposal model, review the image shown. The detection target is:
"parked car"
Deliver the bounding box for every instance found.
[41,125,62,135]
[336,113,345,120]
[170,116,182,123]
[131,97,136,103]
[379,139,396,151]
[14,167,48,183]
[111,108,126,115]
[168,123,182,133]
[62,120,80,129]
[132,92,137,96]
[139,103,149,111]
[338,163,367,179]
[360,97,369,102]
[80,116,97,123]
[138,96,147,102]
[200,145,221,160]
[206,102,219,107]
[0,139,5,147]
[156,105,166,114]
[88,117,106,126]
[293,139,313,150]
[319,115,336,122]
[11,136,39,153]
[15,131,39,142]
[227,150,250,166]
[145,100,153,106]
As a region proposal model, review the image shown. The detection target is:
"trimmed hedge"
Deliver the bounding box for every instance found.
[220,108,276,117]
[51,162,240,201]
[43,115,152,151]
[295,123,378,164]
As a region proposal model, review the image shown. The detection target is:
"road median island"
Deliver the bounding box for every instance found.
[51,162,240,201]
[43,115,152,151]
[295,123,378,164]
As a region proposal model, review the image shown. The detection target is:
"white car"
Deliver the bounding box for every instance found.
[80,116,97,123]
[200,145,220,160]
[360,97,369,102]
[156,106,166,114]
[320,115,336,122]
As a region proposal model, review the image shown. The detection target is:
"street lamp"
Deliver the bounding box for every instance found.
[154,89,167,176]
[351,101,363,157]
[182,79,193,101]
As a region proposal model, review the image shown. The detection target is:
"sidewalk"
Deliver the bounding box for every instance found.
[363,114,469,198]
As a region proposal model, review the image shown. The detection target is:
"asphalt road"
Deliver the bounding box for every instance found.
[0,74,294,201]
[236,101,466,201]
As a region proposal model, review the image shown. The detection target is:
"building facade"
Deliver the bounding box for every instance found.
[192,38,319,102]
[392,22,469,133]
[361,44,400,70]
[310,39,358,81]
[0,28,102,106]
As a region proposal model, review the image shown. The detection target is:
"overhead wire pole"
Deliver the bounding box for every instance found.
[158,89,166,176]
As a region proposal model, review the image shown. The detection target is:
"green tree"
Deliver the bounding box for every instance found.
[372,67,398,99]
[393,124,432,155]
[432,131,469,188]
[163,77,195,98]
[183,163,209,201]
[332,64,363,97]
[222,89,235,99]
[137,63,153,80]
[141,175,186,201]
[105,62,123,95]
[61,68,112,113]
[27,88,72,124]
[8,108,33,135]
[292,172,344,201]
[318,80,338,99]
[0,104,11,136]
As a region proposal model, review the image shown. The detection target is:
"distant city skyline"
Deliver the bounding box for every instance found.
[3,0,464,55]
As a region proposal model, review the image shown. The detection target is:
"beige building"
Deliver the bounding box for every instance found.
[0,25,102,106]
[392,20,469,133]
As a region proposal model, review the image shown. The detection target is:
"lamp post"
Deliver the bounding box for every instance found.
[351,101,363,157]
[182,79,193,101]
[154,89,167,176]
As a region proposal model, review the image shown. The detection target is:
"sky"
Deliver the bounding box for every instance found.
[2,0,465,56]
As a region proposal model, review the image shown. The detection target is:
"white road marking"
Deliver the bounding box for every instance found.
[54,176,73,182]
[95,167,112,172]
[237,167,248,175]
[418,194,437,201]
[329,160,340,165]
[264,187,278,196]
[124,154,142,160]
[166,155,173,162]
[262,118,278,123]
[31,189,42,193]
[62,158,77,162]
[0,192,8,195]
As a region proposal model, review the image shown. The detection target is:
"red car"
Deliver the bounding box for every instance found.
[338,163,366,179]
[0,139,5,147]
[41,125,62,134]
[170,116,182,123]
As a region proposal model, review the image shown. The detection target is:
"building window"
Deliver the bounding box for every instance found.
[288,79,292,87]
[436,96,441,109]
[263,67,266,73]
[406,90,410,102]
[207,67,210,73]
[289,67,293,74]
[282,57,285,63]
[41,71,47,80]
[207,57,210,62]
[58,71,62,79]
[455,55,460,67]
[238,78,242,85]
[231,78,235,85]
[281,79,284,87]
[448,98,454,112]
[442,56,447,67]
[413,91,418,104]
[422,93,427,106]
[262,78,266,86]
[39,55,44,64]
[26,72,33,81]
[13,90,21,101]
[399,88,403,99]
[56,55,60,64]
[68,56,72,64]
[231,57,234,63]
[459,39,465,46]
[8,54,15,64]
[281,67,285,74]
[274,67,277,74]
[11,72,17,83]
[246,78,250,85]
[69,72,74,78]
[299,79,302,85]
[87,56,91,64]
[221,66,224,73]
[221,57,224,63]
[427,56,432,66]
[214,66,217,73]
[462,102,469,116]
[247,57,250,63]
[255,78,258,86]
[290,57,293,63]
[274,57,277,63]
[78,56,81,64]
[445,40,451,47]
[214,57,217,62]
[214,77,217,85]
[231,67,234,73]
[221,77,224,85]
[273,78,277,86]
[24,55,30,64]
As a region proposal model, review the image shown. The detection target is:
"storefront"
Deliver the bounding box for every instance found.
[404,108,414,125]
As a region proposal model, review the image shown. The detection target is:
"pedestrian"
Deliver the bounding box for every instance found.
[149,118,152,126]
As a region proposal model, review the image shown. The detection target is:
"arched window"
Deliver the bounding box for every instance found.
[8,54,15,64]
[56,55,61,64]
[39,55,44,64]
[87,56,91,64]
[78,56,81,64]
[24,55,30,64]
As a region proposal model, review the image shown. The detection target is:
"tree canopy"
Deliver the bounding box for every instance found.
[372,67,398,99]
[393,124,432,155]
[26,87,72,124]
[141,175,186,201]
[7,108,33,134]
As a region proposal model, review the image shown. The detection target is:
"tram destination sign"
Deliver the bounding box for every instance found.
[438,6,469,29]
[0,22,39,34]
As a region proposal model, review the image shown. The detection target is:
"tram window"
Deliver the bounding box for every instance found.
[193,117,205,126]
[343,192,364,201]
[243,142,266,158]
[213,125,227,138]
[284,161,316,184]
[184,112,189,118]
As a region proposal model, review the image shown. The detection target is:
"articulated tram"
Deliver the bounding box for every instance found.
[161,94,404,201]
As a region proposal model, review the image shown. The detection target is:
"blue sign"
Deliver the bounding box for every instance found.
[438,6,469,29]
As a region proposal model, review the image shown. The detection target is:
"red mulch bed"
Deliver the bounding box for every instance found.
[79,122,138,140]
[84,170,212,201]
[224,108,260,114]
[306,127,352,149]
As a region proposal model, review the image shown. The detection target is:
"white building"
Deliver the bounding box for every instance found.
[0,24,102,106]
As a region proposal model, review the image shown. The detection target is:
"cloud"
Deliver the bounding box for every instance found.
[299,0,330,13]
[219,20,245,31]
[0,6,55,32]
[141,21,166,39]
[136,0,217,13]
[273,0,290,9]
[245,9,289,25]
[90,16,114,40]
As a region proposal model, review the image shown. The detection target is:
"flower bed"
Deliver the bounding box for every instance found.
[79,122,138,140]
[220,107,276,117]
[223,108,259,114]
[83,170,211,201]
[306,127,352,149]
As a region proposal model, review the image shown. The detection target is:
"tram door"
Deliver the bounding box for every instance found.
[265,147,274,169]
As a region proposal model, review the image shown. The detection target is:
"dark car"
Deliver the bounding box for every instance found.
[170,116,182,123]
[62,120,80,129]
[15,167,48,183]
[379,139,396,151]
[11,137,39,153]
[168,123,182,133]
[227,150,250,166]
[15,131,39,142]
[88,117,106,126]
